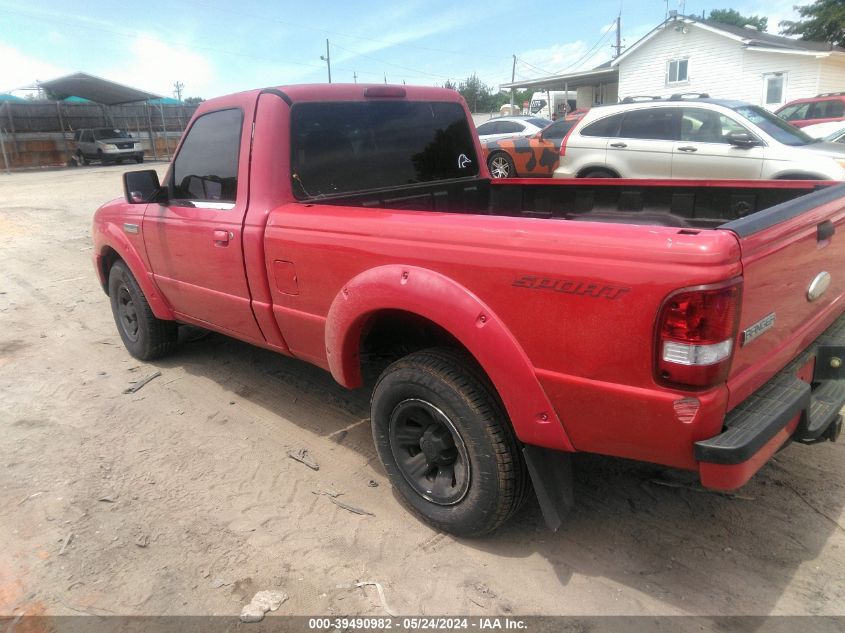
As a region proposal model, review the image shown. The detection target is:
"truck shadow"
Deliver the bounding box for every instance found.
[160,331,845,616]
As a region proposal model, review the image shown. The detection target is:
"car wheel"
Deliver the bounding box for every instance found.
[108,261,177,361]
[136,155,144,164]
[77,151,89,166]
[371,348,528,536]
[488,152,516,179]
[580,169,617,178]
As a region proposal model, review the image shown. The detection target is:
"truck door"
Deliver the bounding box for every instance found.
[142,107,264,341]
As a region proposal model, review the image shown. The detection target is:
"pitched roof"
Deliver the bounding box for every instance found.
[697,18,844,52]
[612,15,844,66]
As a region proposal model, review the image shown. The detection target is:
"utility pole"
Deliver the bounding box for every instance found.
[612,14,623,58]
[173,81,184,101]
[353,71,357,83]
[509,54,516,114]
[320,39,331,83]
[384,73,387,84]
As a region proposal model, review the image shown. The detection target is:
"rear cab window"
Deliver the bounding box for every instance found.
[290,100,479,199]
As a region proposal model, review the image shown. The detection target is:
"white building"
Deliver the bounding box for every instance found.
[615,16,845,110]
[502,15,845,111]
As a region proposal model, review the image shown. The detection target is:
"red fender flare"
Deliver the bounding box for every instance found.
[325,265,573,452]
[94,222,175,321]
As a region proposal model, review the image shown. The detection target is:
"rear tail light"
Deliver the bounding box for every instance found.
[655,280,742,389]
[559,123,577,157]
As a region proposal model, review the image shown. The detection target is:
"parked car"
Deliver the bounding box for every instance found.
[802,121,845,141]
[482,119,576,178]
[74,128,144,165]
[823,127,845,144]
[553,96,845,180]
[565,108,590,121]
[475,115,552,142]
[93,84,845,536]
[776,92,845,129]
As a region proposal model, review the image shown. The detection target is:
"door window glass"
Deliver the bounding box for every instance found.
[581,113,624,137]
[172,108,242,202]
[497,121,524,134]
[778,103,810,121]
[681,108,750,143]
[541,120,575,139]
[619,108,679,141]
[476,121,497,135]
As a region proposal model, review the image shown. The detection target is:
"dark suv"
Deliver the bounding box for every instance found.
[73,128,144,165]
[776,93,845,129]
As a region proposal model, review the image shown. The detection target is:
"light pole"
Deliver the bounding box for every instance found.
[320,39,331,83]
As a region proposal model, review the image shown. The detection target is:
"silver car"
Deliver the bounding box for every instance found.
[74,128,144,165]
[553,97,845,181]
[476,116,552,143]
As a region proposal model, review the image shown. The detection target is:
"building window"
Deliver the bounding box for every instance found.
[666,59,689,85]
[763,73,786,106]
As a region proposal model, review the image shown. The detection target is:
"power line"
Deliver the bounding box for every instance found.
[0,6,450,86]
[554,23,615,74]
[331,42,457,82]
[178,0,503,61]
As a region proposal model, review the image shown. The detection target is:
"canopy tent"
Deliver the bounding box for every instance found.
[37,72,162,105]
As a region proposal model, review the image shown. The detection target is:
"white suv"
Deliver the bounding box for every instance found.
[553,97,845,181]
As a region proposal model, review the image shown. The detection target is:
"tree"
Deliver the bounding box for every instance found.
[442,79,457,90]
[458,74,493,113]
[183,96,205,105]
[708,8,768,31]
[780,0,845,47]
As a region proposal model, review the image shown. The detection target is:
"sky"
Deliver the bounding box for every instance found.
[0,0,802,99]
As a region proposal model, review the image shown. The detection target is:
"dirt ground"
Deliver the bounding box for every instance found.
[1,164,844,619]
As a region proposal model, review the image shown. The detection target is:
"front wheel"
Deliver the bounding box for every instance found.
[371,348,528,536]
[108,261,177,360]
[487,152,516,179]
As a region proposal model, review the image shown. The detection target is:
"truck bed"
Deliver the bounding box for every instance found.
[313,177,833,229]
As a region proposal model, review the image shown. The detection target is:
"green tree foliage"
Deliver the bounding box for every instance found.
[183,96,205,105]
[780,0,845,47]
[708,8,768,31]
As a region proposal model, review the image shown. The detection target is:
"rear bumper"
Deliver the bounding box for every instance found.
[696,313,845,490]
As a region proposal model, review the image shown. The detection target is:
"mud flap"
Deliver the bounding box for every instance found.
[522,446,574,532]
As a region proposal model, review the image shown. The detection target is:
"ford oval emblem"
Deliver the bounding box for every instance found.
[807,271,831,302]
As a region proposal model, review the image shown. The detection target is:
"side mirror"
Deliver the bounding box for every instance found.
[123,170,165,204]
[726,132,760,148]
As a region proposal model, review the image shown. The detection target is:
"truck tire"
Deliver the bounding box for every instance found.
[371,347,528,536]
[488,152,516,179]
[108,261,177,360]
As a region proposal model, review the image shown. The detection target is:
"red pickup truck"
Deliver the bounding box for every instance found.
[92,84,845,536]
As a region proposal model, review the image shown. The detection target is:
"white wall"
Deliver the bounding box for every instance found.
[818,55,845,94]
[616,23,844,109]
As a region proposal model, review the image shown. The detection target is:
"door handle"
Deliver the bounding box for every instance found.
[609,142,627,149]
[678,146,698,152]
[213,229,232,246]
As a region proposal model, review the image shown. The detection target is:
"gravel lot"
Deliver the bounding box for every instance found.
[1,164,844,619]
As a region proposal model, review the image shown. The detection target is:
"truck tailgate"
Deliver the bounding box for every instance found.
[721,183,845,410]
